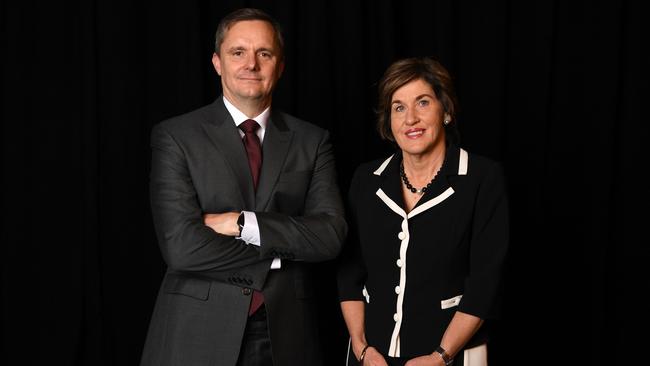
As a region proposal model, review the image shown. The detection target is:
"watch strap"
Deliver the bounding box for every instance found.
[434,346,454,365]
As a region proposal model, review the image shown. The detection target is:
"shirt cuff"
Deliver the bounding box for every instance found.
[239,211,261,246]
[239,211,280,269]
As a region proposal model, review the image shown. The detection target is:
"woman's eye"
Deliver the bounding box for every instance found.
[418,99,430,107]
[394,105,405,112]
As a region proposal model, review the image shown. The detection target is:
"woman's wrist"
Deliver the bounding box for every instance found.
[433,345,454,365]
[358,344,370,363]
[351,338,368,361]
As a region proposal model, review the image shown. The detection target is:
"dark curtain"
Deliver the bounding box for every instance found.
[2,1,648,365]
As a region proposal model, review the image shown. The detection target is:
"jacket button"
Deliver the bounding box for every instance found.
[397,232,406,240]
[393,313,399,322]
[242,288,252,296]
[396,259,403,267]
[395,286,401,294]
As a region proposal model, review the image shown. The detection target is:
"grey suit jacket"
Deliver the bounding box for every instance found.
[140,98,347,366]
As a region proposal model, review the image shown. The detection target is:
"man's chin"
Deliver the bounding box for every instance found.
[236,90,268,100]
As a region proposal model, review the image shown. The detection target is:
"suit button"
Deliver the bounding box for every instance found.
[398,232,406,240]
[242,288,252,296]
[396,259,403,268]
[395,286,401,294]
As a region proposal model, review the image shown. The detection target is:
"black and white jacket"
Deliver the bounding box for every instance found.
[337,144,509,359]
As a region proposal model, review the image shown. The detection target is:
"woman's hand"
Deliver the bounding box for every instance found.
[404,354,444,366]
[361,346,389,366]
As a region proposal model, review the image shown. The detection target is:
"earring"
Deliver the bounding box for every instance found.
[443,119,450,126]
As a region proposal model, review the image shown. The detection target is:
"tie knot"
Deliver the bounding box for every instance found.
[240,119,260,134]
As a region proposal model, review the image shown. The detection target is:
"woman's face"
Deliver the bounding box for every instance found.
[390,78,449,159]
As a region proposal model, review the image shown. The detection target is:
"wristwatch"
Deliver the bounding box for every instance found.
[434,346,454,365]
[237,212,245,236]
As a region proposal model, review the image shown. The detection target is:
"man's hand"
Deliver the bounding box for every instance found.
[203,212,240,236]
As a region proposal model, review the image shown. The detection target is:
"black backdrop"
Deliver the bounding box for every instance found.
[2,1,649,365]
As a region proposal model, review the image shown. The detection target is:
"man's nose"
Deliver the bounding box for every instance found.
[244,53,259,70]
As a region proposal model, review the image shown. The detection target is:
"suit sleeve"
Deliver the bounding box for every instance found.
[254,130,347,262]
[149,124,271,289]
[458,161,510,319]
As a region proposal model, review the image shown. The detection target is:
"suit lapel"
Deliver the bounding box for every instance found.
[256,111,293,211]
[201,99,255,209]
[405,145,460,217]
[374,145,462,218]
[375,152,407,216]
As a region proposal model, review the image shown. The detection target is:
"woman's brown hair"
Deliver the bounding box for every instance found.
[376,57,460,144]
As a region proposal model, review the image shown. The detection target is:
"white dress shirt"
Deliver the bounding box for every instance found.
[223,96,281,269]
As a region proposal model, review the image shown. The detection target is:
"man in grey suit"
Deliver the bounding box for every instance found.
[140,8,347,366]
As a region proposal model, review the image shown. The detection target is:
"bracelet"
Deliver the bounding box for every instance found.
[358,344,370,363]
[434,346,454,365]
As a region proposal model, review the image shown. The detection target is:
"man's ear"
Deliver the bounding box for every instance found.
[212,53,222,76]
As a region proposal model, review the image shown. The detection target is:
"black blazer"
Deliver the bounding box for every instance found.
[141,98,347,366]
[337,145,509,359]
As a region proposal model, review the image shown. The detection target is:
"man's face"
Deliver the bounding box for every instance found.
[212,20,284,109]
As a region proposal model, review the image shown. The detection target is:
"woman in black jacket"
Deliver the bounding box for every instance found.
[337,57,509,366]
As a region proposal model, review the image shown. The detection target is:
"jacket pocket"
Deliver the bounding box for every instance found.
[278,170,311,183]
[163,273,211,301]
[440,294,463,309]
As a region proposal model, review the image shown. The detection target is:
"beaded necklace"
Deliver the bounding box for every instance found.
[399,153,446,195]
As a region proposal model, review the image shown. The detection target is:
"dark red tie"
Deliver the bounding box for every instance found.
[239,119,265,316]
